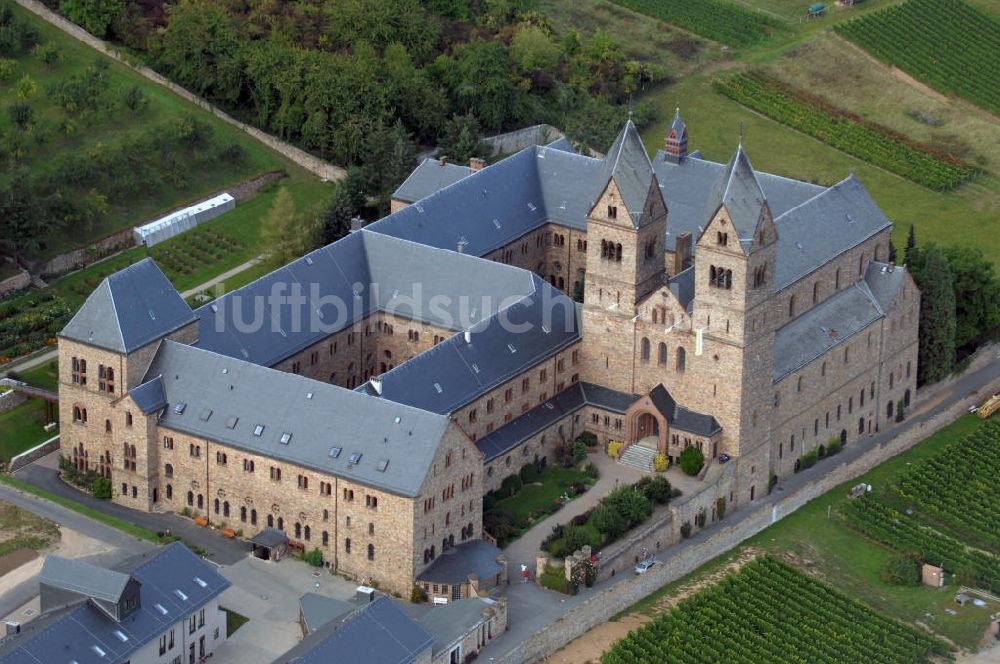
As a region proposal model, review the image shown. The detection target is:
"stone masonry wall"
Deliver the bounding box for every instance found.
[494,372,1000,664]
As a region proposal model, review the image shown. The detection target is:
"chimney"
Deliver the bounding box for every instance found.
[457,239,467,254]
[888,261,895,273]
[349,216,364,233]
[438,155,447,166]
[369,376,382,396]
[469,157,485,172]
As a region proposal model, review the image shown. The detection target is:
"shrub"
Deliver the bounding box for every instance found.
[826,439,842,456]
[654,453,669,472]
[881,554,921,586]
[716,496,726,520]
[636,475,672,505]
[896,399,905,422]
[571,440,588,463]
[591,503,627,540]
[570,510,593,527]
[560,525,595,556]
[519,462,539,484]
[499,474,522,498]
[604,486,652,527]
[91,476,111,500]
[303,549,324,567]
[768,474,778,494]
[411,584,428,603]
[801,449,819,469]
[482,492,496,512]
[679,446,705,476]
[583,462,599,480]
[123,84,148,112]
[576,431,598,448]
[695,510,706,528]
[607,440,624,458]
[540,563,569,594]
[680,521,692,539]
[483,509,517,547]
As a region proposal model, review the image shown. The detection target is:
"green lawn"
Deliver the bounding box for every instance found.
[14,360,58,392]
[494,465,594,524]
[0,398,54,463]
[224,608,249,635]
[2,4,289,261]
[614,415,995,650]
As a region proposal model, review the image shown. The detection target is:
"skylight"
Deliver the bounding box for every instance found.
[194,577,207,588]
[329,447,342,458]
[91,645,106,657]
[226,416,238,429]
[113,630,128,642]
[154,603,168,615]
[279,432,292,445]
[173,403,186,414]
[433,383,442,393]
[253,424,264,437]
[376,459,389,472]
[199,409,213,421]
[174,589,188,601]
[349,453,362,464]
[507,343,517,353]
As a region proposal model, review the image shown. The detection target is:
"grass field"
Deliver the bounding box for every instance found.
[0,499,59,557]
[493,465,594,525]
[0,4,292,261]
[0,398,54,463]
[13,361,57,391]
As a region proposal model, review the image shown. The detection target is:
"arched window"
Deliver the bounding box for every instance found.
[164,463,173,478]
[105,419,111,433]
[887,402,894,419]
[600,240,608,258]
[859,417,865,435]
[322,531,329,546]
[640,338,650,363]
[214,498,220,514]
[615,243,622,261]
[223,501,230,517]
[812,282,819,304]
[835,268,841,290]
[304,525,311,541]
[345,538,351,554]
[658,342,667,365]
[267,514,274,528]
[709,265,717,284]
[187,491,194,506]
[166,484,172,500]
[904,389,911,407]
[676,347,686,372]
[197,494,203,509]
[240,506,247,522]
[251,509,257,525]
[652,309,658,324]
[367,543,375,561]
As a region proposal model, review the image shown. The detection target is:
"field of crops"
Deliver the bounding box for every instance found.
[844,495,1000,592]
[894,418,1000,553]
[602,557,947,663]
[714,71,977,190]
[610,0,781,47]
[836,0,1000,117]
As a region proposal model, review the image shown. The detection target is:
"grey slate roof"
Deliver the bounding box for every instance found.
[544,136,576,153]
[143,340,452,497]
[298,593,356,633]
[667,266,696,313]
[274,596,433,664]
[579,382,639,413]
[418,597,495,657]
[359,279,580,415]
[249,527,288,549]
[476,384,586,462]
[773,176,892,291]
[772,281,884,381]
[668,110,686,141]
[653,151,823,252]
[592,120,655,226]
[195,230,537,368]
[128,375,165,414]
[60,258,196,353]
[416,539,504,584]
[38,556,131,605]
[646,384,721,437]
[0,543,229,664]
[392,158,472,204]
[864,261,908,311]
[704,142,768,251]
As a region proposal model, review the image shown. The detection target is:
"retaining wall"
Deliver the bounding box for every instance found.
[496,370,1000,664]
[484,124,564,156]
[0,266,30,296]
[9,435,60,473]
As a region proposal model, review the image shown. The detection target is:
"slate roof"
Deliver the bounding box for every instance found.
[544,136,576,153]
[773,176,892,291]
[592,120,655,226]
[668,266,696,313]
[298,593,356,634]
[249,527,288,549]
[864,261,908,311]
[704,142,768,251]
[419,597,495,657]
[195,230,537,367]
[392,158,472,204]
[668,110,686,141]
[360,280,579,415]
[772,281,884,381]
[417,540,504,584]
[476,384,586,462]
[38,556,131,605]
[644,384,721,437]
[142,341,452,497]
[579,382,639,413]
[274,596,433,664]
[128,375,166,414]
[60,258,196,353]
[0,543,229,664]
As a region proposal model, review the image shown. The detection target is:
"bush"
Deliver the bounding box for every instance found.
[826,439,842,456]
[716,496,726,520]
[303,549,324,567]
[604,486,652,527]
[635,475,673,505]
[801,449,819,469]
[411,584,428,603]
[679,446,705,476]
[540,563,569,594]
[654,453,669,472]
[519,462,539,484]
[881,554,921,586]
[583,462,599,480]
[483,509,517,547]
[591,503,627,540]
[482,492,496,512]
[499,474,523,498]
[695,510,707,528]
[576,431,598,448]
[559,525,595,557]
[571,440,588,464]
[91,476,111,500]
[570,510,593,527]
[607,440,624,458]
[680,521,693,539]
[896,399,905,422]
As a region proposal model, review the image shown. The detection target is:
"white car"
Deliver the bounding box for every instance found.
[634,558,659,574]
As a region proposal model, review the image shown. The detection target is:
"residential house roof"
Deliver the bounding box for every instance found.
[392,158,472,205]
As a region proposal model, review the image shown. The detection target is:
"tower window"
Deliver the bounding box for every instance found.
[716,232,728,246]
[607,205,617,219]
[709,266,732,289]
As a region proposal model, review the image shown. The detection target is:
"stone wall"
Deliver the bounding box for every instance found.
[483,125,564,157]
[9,435,60,472]
[13,0,344,184]
[494,371,1000,664]
[0,264,30,296]
[37,226,137,278]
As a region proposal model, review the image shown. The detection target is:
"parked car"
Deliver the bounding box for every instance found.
[634,558,659,575]
[719,454,731,463]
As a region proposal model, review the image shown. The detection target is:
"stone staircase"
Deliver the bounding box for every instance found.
[618,443,658,472]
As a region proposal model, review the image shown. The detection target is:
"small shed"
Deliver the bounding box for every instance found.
[921,564,944,588]
[250,527,288,561]
[807,2,826,17]
[133,192,235,247]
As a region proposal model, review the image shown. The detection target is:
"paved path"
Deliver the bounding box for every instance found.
[486,354,1000,662]
[179,256,263,299]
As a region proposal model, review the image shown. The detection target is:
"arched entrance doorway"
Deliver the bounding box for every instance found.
[636,412,659,439]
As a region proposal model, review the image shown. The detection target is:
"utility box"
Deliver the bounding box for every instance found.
[921,564,944,588]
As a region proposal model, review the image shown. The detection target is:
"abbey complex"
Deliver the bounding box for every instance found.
[56,114,919,597]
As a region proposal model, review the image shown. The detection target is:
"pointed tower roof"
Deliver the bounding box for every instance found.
[60,258,196,353]
[664,108,689,163]
[668,108,686,140]
[705,140,767,247]
[594,120,656,227]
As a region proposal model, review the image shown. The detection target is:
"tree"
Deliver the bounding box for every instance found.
[361,119,416,215]
[34,42,62,68]
[603,486,651,527]
[887,238,897,263]
[0,58,16,83]
[60,0,125,37]
[8,100,32,129]
[904,224,916,266]
[158,0,243,103]
[679,446,705,476]
[321,168,365,244]
[14,74,34,100]
[591,504,626,540]
[259,188,321,270]
[916,246,956,385]
[123,84,148,112]
[439,112,488,165]
[511,24,559,74]
[937,245,1000,350]
[0,169,49,261]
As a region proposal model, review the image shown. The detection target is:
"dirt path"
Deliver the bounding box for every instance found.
[543,547,763,663]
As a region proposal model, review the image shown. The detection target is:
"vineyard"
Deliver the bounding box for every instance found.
[713,71,977,191]
[844,496,1000,592]
[609,0,782,47]
[836,0,1000,117]
[602,557,948,664]
[894,419,1000,554]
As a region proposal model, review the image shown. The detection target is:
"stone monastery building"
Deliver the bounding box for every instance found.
[58,113,919,596]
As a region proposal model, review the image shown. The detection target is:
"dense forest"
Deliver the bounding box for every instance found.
[57,0,660,165]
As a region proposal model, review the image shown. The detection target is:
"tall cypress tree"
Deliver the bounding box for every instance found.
[904,224,916,265]
[917,246,956,385]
